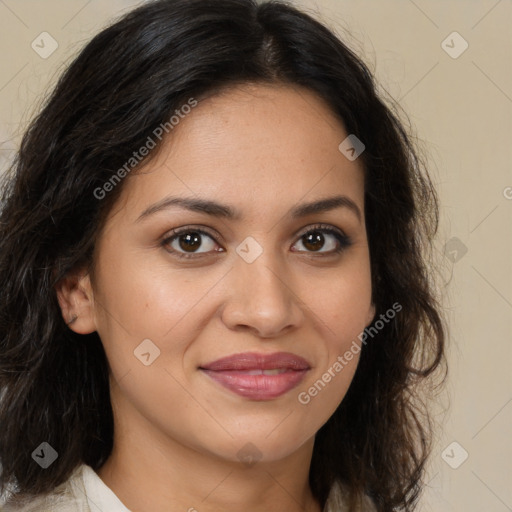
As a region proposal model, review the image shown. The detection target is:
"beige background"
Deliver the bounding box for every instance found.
[0,1,510,510]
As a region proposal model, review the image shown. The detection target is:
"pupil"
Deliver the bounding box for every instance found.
[304,231,324,251]
[179,232,201,252]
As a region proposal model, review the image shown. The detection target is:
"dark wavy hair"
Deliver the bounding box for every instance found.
[0,0,446,510]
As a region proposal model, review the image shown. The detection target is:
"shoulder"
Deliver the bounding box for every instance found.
[0,465,89,512]
[324,479,377,512]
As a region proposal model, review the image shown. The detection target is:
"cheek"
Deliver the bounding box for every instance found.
[314,257,373,341]
[93,248,208,337]
[299,258,372,402]
[294,300,367,430]
[91,257,215,443]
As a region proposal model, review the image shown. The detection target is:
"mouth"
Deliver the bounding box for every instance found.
[199,352,311,400]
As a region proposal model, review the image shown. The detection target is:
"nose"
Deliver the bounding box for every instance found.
[220,249,304,339]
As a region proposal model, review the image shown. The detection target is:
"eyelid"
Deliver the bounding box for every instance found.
[161,224,220,246]
[294,222,347,239]
[163,223,348,242]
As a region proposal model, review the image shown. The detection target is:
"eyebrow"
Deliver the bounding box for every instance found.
[136,194,362,223]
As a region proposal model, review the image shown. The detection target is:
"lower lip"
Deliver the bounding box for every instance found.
[201,369,309,400]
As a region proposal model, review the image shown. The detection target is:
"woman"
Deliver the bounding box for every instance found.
[0,0,446,511]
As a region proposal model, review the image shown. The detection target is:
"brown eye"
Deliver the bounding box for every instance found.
[176,232,203,252]
[161,224,351,260]
[292,225,352,255]
[302,231,326,252]
[162,228,222,259]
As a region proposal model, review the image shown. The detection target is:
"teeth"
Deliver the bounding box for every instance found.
[243,369,286,375]
[263,369,285,375]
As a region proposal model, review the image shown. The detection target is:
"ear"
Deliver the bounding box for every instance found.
[55,267,97,335]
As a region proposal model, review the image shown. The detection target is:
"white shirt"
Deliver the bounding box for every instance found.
[0,464,376,511]
[0,465,128,512]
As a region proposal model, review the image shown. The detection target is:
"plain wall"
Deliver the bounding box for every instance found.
[0,1,510,510]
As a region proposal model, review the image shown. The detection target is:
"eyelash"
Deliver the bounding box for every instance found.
[161,223,352,260]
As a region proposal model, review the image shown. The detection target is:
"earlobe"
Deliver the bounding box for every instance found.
[55,269,97,335]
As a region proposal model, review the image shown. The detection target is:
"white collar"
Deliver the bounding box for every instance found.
[74,465,132,512]
[71,464,374,512]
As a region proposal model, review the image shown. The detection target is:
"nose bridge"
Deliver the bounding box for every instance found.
[222,235,302,336]
[236,236,290,303]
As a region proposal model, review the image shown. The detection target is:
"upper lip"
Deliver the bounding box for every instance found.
[200,351,311,371]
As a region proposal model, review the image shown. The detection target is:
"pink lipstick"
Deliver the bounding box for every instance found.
[200,352,310,400]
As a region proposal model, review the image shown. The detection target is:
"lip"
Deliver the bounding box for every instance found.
[200,351,311,401]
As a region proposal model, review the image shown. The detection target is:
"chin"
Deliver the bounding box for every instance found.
[205,429,314,466]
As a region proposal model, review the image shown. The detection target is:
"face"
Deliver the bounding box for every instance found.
[58,83,375,465]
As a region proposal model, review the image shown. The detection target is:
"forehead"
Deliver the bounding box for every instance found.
[113,83,365,222]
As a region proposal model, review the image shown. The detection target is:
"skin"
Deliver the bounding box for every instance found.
[56,83,375,512]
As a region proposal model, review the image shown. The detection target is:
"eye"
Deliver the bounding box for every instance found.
[162,226,222,259]
[291,223,352,256]
[161,223,352,260]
